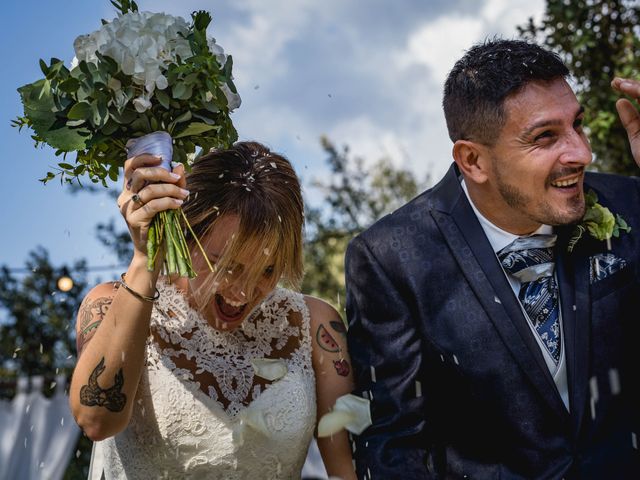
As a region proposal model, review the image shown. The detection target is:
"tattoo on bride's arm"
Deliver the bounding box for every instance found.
[316,324,340,352]
[329,319,347,336]
[316,323,351,377]
[79,357,127,412]
[77,294,114,354]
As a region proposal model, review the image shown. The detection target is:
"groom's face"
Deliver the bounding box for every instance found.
[484,78,592,233]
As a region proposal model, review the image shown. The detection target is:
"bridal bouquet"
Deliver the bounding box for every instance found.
[14,0,240,277]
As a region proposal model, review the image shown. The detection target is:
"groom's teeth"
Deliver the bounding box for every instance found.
[552,176,579,187]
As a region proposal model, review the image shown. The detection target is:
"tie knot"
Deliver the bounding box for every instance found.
[497,234,557,282]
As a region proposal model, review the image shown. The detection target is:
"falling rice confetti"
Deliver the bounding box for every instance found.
[270,162,277,169]
[50,382,56,389]
[453,354,459,365]
[40,344,43,354]
[370,366,377,383]
[589,376,599,402]
[608,368,621,395]
[633,432,638,450]
[415,381,422,398]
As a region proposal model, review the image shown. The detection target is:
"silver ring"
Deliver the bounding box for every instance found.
[131,193,144,205]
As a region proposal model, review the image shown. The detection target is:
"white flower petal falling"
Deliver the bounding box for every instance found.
[251,358,288,381]
[317,393,372,437]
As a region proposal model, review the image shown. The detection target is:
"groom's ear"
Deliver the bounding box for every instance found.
[453,140,490,184]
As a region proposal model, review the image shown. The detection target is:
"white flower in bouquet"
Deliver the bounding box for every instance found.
[14,0,242,277]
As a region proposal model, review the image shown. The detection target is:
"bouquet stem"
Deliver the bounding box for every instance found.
[148,210,196,277]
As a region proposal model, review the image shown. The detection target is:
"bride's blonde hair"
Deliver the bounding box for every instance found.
[182,141,304,305]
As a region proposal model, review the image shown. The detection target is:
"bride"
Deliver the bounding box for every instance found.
[69,141,356,479]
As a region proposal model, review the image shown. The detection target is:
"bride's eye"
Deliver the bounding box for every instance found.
[264,265,274,277]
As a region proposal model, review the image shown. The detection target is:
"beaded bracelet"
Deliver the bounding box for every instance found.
[119,273,160,303]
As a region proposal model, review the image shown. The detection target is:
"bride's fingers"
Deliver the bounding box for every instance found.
[129,166,181,193]
[123,154,162,184]
[172,163,187,189]
[129,183,190,211]
[128,197,185,223]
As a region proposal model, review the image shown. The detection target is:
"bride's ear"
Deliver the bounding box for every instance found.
[452,140,490,184]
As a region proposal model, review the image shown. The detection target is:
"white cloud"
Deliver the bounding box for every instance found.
[396,17,484,86]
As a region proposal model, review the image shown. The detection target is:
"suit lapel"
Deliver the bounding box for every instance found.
[556,230,591,438]
[429,164,570,420]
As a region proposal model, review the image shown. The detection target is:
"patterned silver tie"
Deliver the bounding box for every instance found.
[497,234,560,364]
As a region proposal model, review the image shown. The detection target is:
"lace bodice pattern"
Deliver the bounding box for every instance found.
[94,280,317,479]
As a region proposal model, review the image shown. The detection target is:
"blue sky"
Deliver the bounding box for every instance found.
[1,0,544,281]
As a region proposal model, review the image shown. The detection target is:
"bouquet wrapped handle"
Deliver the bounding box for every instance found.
[126,131,173,171]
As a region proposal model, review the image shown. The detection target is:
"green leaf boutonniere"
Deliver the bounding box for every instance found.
[567,189,631,252]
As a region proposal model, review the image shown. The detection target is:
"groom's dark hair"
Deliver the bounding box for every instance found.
[443,38,569,146]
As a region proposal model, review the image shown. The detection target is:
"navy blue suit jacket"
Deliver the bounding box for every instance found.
[346,164,640,479]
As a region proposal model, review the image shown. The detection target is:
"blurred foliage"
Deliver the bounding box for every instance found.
[0,248,87,377]
[519,0,640,175]
[302,137,429,312]
[0,247,91,478]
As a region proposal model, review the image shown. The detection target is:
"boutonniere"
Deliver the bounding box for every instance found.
[567,190,631,252]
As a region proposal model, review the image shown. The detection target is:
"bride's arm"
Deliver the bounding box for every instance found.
[69,260,159,441]
[69,154,188,441]
[306,296,357,480]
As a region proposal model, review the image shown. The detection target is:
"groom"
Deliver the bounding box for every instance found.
[345,39,640,479]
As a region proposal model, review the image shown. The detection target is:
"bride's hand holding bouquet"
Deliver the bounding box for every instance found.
[14,0,239,277]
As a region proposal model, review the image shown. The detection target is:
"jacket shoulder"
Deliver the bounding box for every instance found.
[352,188,436,247]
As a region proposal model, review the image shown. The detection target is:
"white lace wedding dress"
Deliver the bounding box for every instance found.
[89,280,317,479]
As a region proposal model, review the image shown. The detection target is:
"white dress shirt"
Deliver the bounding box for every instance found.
[461,180,570,411]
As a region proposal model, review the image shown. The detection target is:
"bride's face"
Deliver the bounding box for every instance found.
[188,214,280,331]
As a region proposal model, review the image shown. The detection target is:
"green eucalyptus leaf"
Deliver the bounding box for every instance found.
[110,108,137,125]
[41,126,90,151]
[67,102,92,120]
[173,122,218,138]
[173,83,193,100]
[192,112,216,124]
[58,77,81,94]
[101,119,119,136]
[173,83,187,99]
[155,89,170,109]
[91,99,109,128]
[174,111,192,124]
[39,59,49,76]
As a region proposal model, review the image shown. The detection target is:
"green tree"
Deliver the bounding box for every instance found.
[519,0,640,175]
[0,248,87,379]
[0,247,92,479]
[302,137,429,310]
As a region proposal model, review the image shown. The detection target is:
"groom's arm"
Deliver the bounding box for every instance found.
[345,235,435,478]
